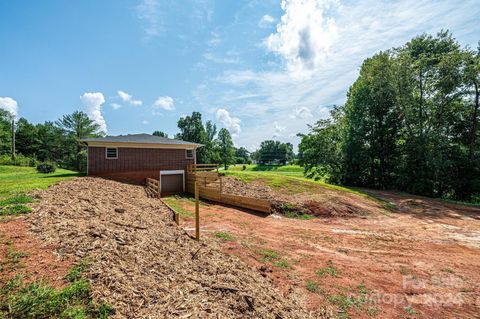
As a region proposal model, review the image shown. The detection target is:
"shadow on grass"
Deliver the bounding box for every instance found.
[251,165,284,171]
[40,173,84,179]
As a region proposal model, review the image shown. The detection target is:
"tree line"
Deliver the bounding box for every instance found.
[171,111,295,168]
[0,110,102,171]
[0,108,295,172]
[298,31,480,201]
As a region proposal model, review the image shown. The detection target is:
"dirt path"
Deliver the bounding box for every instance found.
[179,192,480,318]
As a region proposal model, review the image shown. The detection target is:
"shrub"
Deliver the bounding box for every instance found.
[36,162,57,173]
[242,165,247,171]
[0,154,37,167]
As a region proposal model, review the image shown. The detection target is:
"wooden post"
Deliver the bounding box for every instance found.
[219,176,223,194]
[195,181,200,240]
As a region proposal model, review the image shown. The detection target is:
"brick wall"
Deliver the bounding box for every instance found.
[88,147,194,183]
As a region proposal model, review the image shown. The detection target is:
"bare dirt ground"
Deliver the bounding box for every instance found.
[0,218,73,288]
[22,177,317,319]
[178,186,480,318]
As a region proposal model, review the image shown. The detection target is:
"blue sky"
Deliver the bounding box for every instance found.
[1,0,479,151]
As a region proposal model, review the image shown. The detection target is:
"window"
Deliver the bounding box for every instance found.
[106,148,118,159]
[186,149,194,159]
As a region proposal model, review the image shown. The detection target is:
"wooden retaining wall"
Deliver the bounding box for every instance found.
[186,164,271,213]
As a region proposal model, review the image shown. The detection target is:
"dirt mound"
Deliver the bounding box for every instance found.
[27,177,315,319]
[224,177,368,218]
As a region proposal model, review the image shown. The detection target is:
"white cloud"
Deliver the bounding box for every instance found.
[0,97,18,117]
[294,106,312,119]
[111,103,121,110]
[273,121,286,137]
[216,108,241,135]
[80,92,107,133]
[266,0,339,76]
[142,120,149,124]
[136,0,162,39]
[117,90,131,102]
[153,96,175,111]
[117,90,142,106]
[258,14,275,28]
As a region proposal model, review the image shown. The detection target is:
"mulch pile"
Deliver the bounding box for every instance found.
[222,177,368,218]
[27,177,319,319]
[222,177,276,201]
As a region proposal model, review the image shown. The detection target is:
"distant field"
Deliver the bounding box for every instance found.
[225,164,304,176]
[0,165,81,199]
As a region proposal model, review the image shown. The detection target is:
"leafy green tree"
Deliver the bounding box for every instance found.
[176,112,220,163]
[35,121,66,163]
[342,52,400,188]
[176,112,209,163]
[152,131,168,138]
[235,147,250,164]
[299,31,480,201]
[55,111,102,171]
[0,109,14,155]
[216,128,235,169]
[298,106,345,183]
[15,118,39,158]
[256,140,293,165]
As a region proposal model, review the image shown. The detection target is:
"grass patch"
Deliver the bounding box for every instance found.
[225,164,305,175]
[273,259,291,269]
[65,260,90,283]
[316,260,338,277]
[0,165,80,200]
[326,283,371,318]
[404,306,415,315]
[0,204,32,216]
[0,276,114,318]
[259,249,280,262]
[284,211,315,220]
[0,195,35,206]
[306,280,319,293]
[0,259,114,319]
[213,231,235,241]
[223,169,377,200]
[1,248,29,272]
[162,196,194,218]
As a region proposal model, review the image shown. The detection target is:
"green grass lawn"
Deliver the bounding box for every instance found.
[0,165,81,200]
[225,164,304,176]
[0,165,81,216]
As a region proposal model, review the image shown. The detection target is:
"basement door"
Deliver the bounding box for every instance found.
[160,170,185,196]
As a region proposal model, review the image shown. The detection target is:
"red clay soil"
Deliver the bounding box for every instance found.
[178,192,480,319]
[0,218,73,288]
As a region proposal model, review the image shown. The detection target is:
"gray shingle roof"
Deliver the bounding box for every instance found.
[81,134,201,146]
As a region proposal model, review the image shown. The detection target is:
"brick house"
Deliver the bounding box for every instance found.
[81,134,201,193]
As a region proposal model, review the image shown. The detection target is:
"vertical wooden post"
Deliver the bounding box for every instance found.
[195,181,200,240]
[219,176,223,194]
